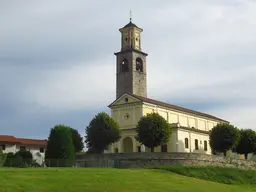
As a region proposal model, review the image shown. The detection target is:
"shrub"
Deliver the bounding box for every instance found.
[0,147,6,167]
[4,150,33,168]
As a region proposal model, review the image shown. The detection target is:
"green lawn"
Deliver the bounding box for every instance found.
[0,168,255,192]
[153,166,256,185]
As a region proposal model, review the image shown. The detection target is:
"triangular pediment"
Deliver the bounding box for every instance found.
[108,93,142,108]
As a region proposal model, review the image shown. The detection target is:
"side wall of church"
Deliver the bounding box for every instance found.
[177,129,211,155]
[142,104,221,131]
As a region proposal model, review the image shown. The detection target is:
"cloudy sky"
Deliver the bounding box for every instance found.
[0,0,255,141]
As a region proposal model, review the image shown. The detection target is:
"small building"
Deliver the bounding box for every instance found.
[107,19,229,154]
[0,135,47,164]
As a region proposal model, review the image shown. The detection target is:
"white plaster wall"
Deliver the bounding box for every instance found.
[170,129,178,152]
[198,119,207,131]
[26,146,45,164]
[188,118,196,128]
[2,144,18,154]
[158,110,168,121]
[179,115,187,127]
[2,144,45,164]
[176,130,190,153]
[142,104,225,132]
[177,129,211,155]
[169,113,178,123]
[248,154,256,161]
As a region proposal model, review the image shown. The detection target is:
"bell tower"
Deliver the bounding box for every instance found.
[114,18,148,99]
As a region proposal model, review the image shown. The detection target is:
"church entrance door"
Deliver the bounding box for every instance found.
[123,137,133,152]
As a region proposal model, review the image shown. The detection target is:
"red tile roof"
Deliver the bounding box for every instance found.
[0,135,20,143]
[17,138,47,146]
[0,135,47,146]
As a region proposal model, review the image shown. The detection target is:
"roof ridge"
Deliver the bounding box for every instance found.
[0,135,47,146]
[17,137,47,141]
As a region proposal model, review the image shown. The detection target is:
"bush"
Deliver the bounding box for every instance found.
[15,149,33,165]
[0,147,6,167]
[3,152,15,167]
[4,150,33,168]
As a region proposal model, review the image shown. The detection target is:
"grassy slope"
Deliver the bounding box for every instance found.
[0,168,255,192]
[153,166,256,185]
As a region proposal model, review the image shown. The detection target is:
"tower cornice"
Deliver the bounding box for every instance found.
[114,48,148,56]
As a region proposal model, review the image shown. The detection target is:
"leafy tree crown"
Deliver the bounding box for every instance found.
[136,113,171,152]
[85,112,121,153]
[71,128,84,153]
[45,124,75,166]
[209,123,240,154]
[236,129,256,157]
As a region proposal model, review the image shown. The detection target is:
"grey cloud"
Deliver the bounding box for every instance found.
[0,0,255,138]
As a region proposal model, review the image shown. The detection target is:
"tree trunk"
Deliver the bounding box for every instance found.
[245,153,248,160]
[224,151,227,157]
[151,147,154,152]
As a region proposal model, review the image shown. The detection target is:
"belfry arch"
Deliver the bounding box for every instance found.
[136,57,143,72]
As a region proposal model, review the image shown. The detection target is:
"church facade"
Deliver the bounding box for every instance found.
[107,20,229,154]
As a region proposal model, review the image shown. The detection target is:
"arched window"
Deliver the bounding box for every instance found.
[121,59,129,72]
[204,140,207,151]
[195,139,199,150]
[136,57,143,72]
[185,138,189,149]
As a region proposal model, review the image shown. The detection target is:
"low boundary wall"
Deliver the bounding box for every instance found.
[76,152,256,170]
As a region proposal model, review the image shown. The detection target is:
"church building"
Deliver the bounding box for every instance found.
[107,19,229,154]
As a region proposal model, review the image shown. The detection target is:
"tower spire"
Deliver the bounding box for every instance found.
[130,10,132,22]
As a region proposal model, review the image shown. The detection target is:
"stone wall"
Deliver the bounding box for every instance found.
[76,152,256,170]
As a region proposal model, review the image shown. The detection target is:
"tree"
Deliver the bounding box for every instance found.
[135,113,171,152]
[209,123,240,156]
[71,128,84,153]
[85,112,121,153]
[254,133,256,154]
[236,129,256,159]
[45,124,75,167]
[0,147,6,167]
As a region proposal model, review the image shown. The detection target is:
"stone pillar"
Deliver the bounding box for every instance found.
[132,137,137,152]
[118,140,122,153]
[141,145,145,152]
